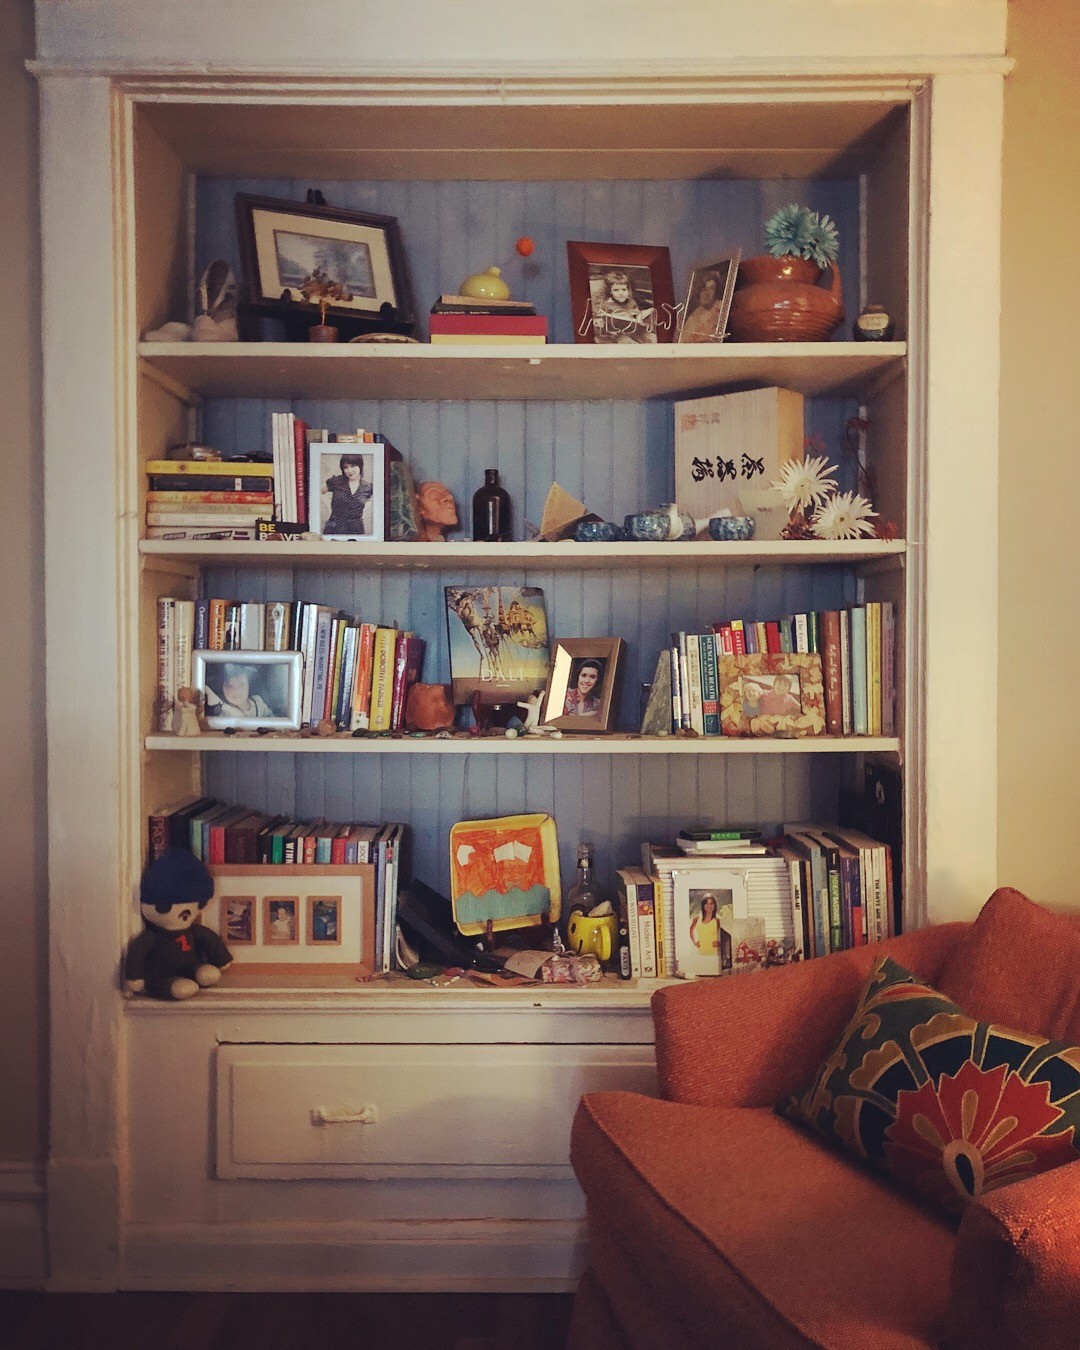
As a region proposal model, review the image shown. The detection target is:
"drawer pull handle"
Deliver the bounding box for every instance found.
[310,1105,379,1126]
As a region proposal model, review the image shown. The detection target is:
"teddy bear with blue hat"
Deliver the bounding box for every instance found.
[123,848,233,1000]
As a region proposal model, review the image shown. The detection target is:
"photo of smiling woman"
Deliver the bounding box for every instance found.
[563,657,606,717]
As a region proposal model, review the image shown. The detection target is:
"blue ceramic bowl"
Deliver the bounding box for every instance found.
[624,511,670,541]
[574,519,626,543]
[708,514,756,541]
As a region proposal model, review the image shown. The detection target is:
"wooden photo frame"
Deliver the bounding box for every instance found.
[567,241,676,345]
[541,637,625,732]
[235,192,416,339]
[677,251,741,343]
[205,864,377,978]
[718,652,826,738]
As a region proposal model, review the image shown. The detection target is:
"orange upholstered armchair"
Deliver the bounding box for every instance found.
[569,889,1080,1350]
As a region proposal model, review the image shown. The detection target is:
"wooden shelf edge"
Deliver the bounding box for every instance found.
[138,539,908,568]
[144,733,902,755]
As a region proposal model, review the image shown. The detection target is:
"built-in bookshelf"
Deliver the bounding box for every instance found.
[39,43,1006,1290]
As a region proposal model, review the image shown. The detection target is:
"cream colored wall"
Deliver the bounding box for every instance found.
[998,0,1080,908]
[0,0,46,1164]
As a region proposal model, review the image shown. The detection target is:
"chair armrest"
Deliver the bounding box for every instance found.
[948,1160,1080,1350]
[651,923,966,1107]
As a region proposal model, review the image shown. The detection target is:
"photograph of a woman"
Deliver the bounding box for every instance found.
[310,447,386,541]
[562,657,606,717]
[677,255,739,344]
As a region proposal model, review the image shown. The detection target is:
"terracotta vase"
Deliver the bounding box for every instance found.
[405,683,456,732]
[308,323,339,343]
[727,254,844,342]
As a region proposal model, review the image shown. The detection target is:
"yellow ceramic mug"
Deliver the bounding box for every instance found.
[567,912,616,964]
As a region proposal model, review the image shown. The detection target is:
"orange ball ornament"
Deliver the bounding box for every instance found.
[515,236,536,258]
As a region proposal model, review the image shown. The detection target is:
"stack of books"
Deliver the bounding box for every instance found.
[428,293,548,345]
[613,821,896,981]
[147,796,405,974]
[145,458,275,540]
[155,595,425,735]
[667,601,895,737]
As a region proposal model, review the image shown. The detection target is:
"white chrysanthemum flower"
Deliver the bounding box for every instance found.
[771,455,838,513]
[811,491,878,541]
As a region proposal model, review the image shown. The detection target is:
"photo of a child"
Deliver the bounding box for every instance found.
[588,265,657,344]
[741,672,802,720]
[265,897,298,945]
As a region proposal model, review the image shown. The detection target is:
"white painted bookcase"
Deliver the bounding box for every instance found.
[34,0,1006,1292]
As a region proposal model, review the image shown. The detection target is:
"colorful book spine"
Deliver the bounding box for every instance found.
[156,597,176,732]
[867,601,882,736]
[820,610,843,735]
[699,632,720,736]
[174,599,194,699]
[685,634,704,735]
[616,870,642,978]
[350,623,377,731]
[369,628,398,732]
[850,607,868,735]
[881,602,896,736]
[390,634,425,732]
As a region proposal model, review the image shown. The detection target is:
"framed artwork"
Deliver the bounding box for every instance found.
[206,864,377,978]
[718,653,826,738]
[235,193,416,338]
[220,895,256,946]
[309,443,388,542]
[671,867,749,978]
[449,813,561,935]
[677,252,741,343]
[193,649,303,731]
[541,637,625,733]
[444,585,550,707]
[567,240,677,345]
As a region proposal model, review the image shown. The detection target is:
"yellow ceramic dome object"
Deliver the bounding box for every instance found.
[458,266,511,301]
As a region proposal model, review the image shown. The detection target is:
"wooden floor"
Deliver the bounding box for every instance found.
[0,1291,574,1350]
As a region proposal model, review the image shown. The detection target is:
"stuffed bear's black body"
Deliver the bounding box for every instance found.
[124,921,233,1000]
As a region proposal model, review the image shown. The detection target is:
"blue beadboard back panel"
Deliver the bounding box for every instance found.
[197,175,866,894]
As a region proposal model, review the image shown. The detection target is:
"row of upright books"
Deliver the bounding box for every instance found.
[669,600,895,737]
[155,595,424,734]
[614,822,895,980]
[145,458,274,540]
[147,795,405,973]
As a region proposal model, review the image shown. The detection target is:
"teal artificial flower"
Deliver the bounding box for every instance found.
[764,204,840,270]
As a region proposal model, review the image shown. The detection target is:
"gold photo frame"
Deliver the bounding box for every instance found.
[541,638,625,733]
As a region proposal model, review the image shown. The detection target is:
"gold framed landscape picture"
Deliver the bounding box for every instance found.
[718,652,826,738]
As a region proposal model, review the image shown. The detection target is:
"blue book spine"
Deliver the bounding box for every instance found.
[699,633,720,735]
[850,607,868,735]
[193,597,210,652]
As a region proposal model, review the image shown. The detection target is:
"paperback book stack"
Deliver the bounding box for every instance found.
[145,458,275,540]
[777,823,895,958]
[667,601,895,737]
[428,293,548,345]
[147,796,406,973]
[155,595,425,735]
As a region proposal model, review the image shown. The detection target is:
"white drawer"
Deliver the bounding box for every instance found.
[216,1043,657,1179]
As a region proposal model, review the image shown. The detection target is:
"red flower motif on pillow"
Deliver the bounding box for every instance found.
[884,1059,1077,1212]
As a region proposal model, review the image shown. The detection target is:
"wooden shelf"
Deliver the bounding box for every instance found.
[139,538,907,569]
[138,341,906,403]
[145,733,900,755]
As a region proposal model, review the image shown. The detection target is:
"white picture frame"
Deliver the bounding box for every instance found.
[309,444,387,542]
[193,649,303,731]
[671,867,749,978]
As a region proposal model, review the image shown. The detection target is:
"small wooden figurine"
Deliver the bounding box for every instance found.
[175,686,204,737]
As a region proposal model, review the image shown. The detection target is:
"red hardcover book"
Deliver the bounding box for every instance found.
[389,635,426,732]
[428,313,548,337]
[820,610,843,735]
[292,417,309,528]
[765,620,782,654]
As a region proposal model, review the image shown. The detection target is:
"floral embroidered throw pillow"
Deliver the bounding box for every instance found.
[779,954,1080,1217]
